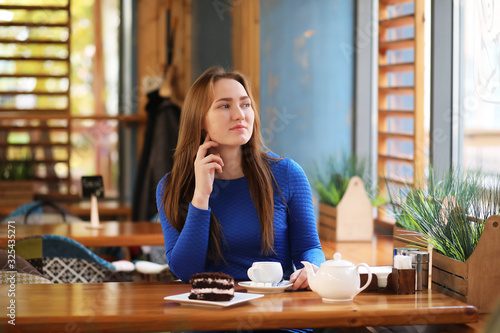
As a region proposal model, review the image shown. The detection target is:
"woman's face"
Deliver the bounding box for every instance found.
[204,78,254,147]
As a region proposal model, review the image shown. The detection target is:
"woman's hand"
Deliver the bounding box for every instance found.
[289,263,319,290]
[191,133,224,210]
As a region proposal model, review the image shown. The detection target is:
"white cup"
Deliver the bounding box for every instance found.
[247,262,283,285]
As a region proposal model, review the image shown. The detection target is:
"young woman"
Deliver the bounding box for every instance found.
[156,66,324,290]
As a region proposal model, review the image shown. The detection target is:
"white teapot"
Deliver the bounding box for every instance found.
[302,253,372,302]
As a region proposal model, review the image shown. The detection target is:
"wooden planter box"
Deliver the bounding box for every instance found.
[318,176,373,241]
[432,215,500,313]
[393,215,500,313]
[0,180,34,207]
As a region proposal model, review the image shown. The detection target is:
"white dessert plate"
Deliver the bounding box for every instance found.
[238,280,293,294]
[164,292,264,308]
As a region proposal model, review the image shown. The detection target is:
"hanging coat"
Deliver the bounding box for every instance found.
[132,90,180,221]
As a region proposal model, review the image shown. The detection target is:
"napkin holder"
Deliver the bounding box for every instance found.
[390,267,415,294]
[360,273,383,291]
[359,266,394,292]
[360,267,415,294]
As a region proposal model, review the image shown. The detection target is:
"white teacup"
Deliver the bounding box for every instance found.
[247,262,283,286]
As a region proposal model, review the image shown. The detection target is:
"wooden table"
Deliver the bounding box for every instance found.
[62,201,132,221]
[320,234,394,266]
[0,200,132,221]
[0,221,163,248]
[0,281,478,333]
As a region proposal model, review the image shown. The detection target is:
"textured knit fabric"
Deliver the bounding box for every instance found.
[156,154,325,283]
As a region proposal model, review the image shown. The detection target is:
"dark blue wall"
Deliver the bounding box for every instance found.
[259,0,354,176]
[191,0,232,82]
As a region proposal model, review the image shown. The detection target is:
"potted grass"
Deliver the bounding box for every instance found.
[311,154,386,242]
[390,169,500,312]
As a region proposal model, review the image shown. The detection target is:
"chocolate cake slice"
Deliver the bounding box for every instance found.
[188,272,235,301]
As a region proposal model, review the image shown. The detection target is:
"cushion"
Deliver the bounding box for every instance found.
[0,271,52,284]
[43,257,111,283]
[134,260,169,274]
[112,260,135,272]
[12,237,43,261]
[0,249,44,276]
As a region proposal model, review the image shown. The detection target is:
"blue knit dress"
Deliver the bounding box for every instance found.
[156,154,325,283]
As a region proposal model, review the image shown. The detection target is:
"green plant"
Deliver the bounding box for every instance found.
[310,153,386,207]
[0,160,35,180]
[390,168,500,262]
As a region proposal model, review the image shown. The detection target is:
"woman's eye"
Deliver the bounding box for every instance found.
[219,104,230,109]
[242,103,251,108]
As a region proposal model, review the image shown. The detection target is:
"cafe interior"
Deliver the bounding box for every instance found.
[1,0,500,332]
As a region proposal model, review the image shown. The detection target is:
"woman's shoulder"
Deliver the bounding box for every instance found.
[156,173,170,197]
[158,173,169,186]
[265,151,305,176]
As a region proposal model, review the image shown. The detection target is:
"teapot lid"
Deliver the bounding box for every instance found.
[321,253,354,267]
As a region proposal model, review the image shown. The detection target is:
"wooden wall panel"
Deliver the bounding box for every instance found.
[232,0,260,107]
[137,0,162,154]
[136,0,191,156]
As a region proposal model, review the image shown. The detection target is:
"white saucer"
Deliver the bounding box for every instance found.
[238,280,293,293]
[164,292,264,308]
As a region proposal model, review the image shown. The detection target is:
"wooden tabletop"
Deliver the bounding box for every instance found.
[0,221,164,247]
[0,281,478,333]
[0,200,132,221]
[62,201,132,221]
[321,233,394,266]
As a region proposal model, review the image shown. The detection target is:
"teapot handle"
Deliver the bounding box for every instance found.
[355,263,372,295]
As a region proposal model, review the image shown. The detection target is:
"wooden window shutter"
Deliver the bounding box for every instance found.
[377,0,426,221]
[0,2,71,195]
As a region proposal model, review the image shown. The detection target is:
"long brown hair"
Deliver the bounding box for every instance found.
[161,66,281,262]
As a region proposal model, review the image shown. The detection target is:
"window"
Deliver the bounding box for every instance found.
[377,0,427,221]
[459,0,500,175]
[0,0,120,198]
